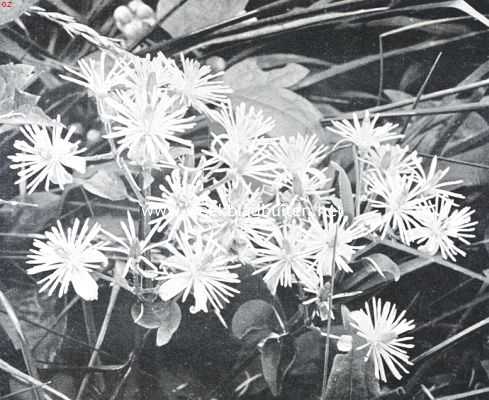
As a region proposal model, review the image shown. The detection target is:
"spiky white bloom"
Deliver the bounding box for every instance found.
[210,182,274,246]
[168,54,232,114]
[309,210,369,275]
[408,196,477,261]
[415,156,463,199]
[268,133,331,200]
[9,121,86,193]
[365,172,427,244]
[362,144,421,178]
[349,298,415,382]
[124,53,174,95]
[26,219,107,301]
[328,112,401,154]
[61,51,128,103]
[147,168,213,238]
[158,233,240,314]
[203,104,278,186]
[253,224,317,294]
[106,90,195,166]
[102,211,163,277]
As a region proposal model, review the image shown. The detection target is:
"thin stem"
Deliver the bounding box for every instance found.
[320,224,338,400]
[76,285,121,400]
[352,145,361,216]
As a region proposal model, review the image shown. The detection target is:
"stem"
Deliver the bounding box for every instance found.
[76,285,121,400]
[352,145,361,216]
[320,224,338,400]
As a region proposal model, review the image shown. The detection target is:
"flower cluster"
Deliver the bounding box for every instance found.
[11,49,478,384]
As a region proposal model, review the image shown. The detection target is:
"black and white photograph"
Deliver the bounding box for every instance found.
[1,0,489,399]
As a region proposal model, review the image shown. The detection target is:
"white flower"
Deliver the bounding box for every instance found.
[61,51,128,102]
[365,172,427,244]
[415,156,463,199]
[363,144,421,178]
[268,133,331,200]
[209,102,275,145]
[349,298,415,382]
[106,90,195,166]
[158,233,240,314]
[203,104,278,186]
[26,219,107,301]
[102,211,163,277]
[124,52,174,95]
[328,112,401,154]
[309,210,369,275]
[408,196,477,261]
[211,182,274,245]
[9,121,86,193]
[147,168,213,238]
[168,54,232,114]
[253,224,317,294]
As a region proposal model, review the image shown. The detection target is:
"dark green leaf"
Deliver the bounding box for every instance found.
[324,337,380,400]
[131,301,177,329]
[156,301,181,346]
[330,161,354,221]
[232,299,280,346]
[290,330,322,376]
[259,333,296,396]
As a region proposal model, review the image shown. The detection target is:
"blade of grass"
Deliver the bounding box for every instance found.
[412,315,489,364]
[301,30,489,90]
[379,239,489,283]
[0,358,70,400]
[0,289,41,400]
[437,387,489,400]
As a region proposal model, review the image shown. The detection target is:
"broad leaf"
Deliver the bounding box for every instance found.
[259,333,296,396]
[290,330,322,376]
[232,299,280,346]
[223,58,323,139]
[156,301,181,346]
[80,169,128,201]
[324,336,380,400]
[156,0,248,37]
[131,301,177,329]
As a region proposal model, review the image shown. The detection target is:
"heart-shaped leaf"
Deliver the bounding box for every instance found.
[131,301,176,329]
[259,333,296,396]
[232,299,280,346]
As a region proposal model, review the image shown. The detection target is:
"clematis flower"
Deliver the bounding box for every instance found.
[147,168,214,238]
[408,196,477,261]
[102,211,163,278]
[168,54,232,114]
[27,219,107,301]
[253,223,317,294]
[9,120,86,193]
[158,232,240,314]
[106,89,195,166]
[308,209,370,275]
[349,298,415,382]
[362,144,421,179]
[328,111,401,154]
